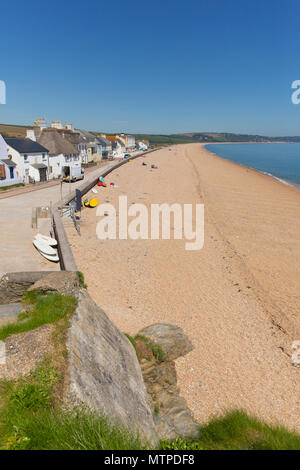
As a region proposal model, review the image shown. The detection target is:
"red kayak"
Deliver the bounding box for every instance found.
[97,182,107,187]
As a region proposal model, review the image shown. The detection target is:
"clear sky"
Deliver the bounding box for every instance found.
[0,0,300,135]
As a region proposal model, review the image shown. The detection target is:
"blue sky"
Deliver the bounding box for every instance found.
[0,0,299,135]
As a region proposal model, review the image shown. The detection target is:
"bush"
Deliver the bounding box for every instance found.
[10,384,51,411]
[161,437,203,450]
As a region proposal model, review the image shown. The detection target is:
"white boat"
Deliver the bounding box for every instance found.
[33,239,57,256]
[35,233,57,246]
[40,252,59,262]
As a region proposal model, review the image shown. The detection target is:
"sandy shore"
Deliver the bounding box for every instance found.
[66,144,300,431]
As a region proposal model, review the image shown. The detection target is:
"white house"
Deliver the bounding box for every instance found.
[5,138,49,183]
[112,138,126,158]
[34,129,81,179]
[0,134,21,187]
[118,134,136,151]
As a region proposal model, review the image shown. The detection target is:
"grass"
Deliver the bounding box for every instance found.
[0,290,299,450]
[1,361,300,450]
[0,292,144,451]
[0,292,77,341]
[134,334,165,362]
[77,271,87,289]
[0,183,24,191]
[0,359,144,450]
[124,333,139,356]
[161,410,300,450]
[0,408,144,450]
[124,333,165,362]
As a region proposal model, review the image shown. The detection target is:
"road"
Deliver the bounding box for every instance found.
[0,165,108,278]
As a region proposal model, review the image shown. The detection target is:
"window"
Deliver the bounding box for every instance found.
[24,154,28,161]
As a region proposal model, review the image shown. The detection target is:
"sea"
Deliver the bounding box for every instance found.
[205,143,300,188]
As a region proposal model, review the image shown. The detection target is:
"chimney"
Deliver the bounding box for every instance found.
[26,129,36,141]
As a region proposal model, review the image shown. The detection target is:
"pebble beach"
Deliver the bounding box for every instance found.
[66,144,300,432]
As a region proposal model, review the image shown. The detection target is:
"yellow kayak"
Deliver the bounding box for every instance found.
[89,197,99,208]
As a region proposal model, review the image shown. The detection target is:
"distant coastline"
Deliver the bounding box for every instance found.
[203,142,300,190]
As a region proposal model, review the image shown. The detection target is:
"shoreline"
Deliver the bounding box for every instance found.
[66,144,300,431]
[203,142,300,191]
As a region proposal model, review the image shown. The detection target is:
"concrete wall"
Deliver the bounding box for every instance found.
[0,271,55,304]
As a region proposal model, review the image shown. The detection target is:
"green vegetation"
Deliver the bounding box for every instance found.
[124,333,165,362]
[0,292,77,341]
[1,360,300,450]
[124,333,139,356]
[133,134,198,146]
[161,437,203,450]
[132,132,300,146]
[0,183,24,191]
[0,289,299,450]
[77,271,87,289]
[161,410,300,450]
[0,359,143,450]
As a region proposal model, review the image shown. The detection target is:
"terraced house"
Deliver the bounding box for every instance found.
[77,129,103,163]
[34,128,81,179]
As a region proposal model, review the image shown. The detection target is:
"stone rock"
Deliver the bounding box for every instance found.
[153,394,200,441]
[66,290,157,446]
[0,272,54,304]
[140,357,199,441]
[28,272,80,297]
[138,323,194,361]
[136,328,199,441]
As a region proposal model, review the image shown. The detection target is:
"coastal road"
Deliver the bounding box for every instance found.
[0,165,112,278]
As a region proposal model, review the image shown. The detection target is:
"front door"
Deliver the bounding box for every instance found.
[39,168,47,182]
[9,167,14,179]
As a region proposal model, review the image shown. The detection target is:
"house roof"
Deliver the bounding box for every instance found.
[37,129,79,156]
[106,135,117,143]
[1,158,16,167]
[96,137,110,146]
[116,138,125,146]
[5,138,49,154]
[76,129,98,144]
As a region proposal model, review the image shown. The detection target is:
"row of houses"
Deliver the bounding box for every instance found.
[0,119,147,186]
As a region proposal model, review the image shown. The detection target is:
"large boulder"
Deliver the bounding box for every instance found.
[67,290,157,446]
[0,272,54,304]
[138,323,194,361]
[28,272,79,297]
[140,358,199,440]
[136,324,198,441]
